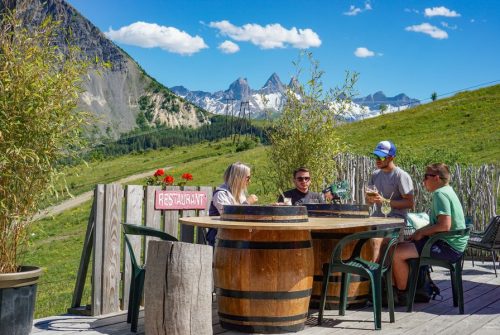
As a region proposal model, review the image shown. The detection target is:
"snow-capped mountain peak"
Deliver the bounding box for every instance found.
[170,75,420,120]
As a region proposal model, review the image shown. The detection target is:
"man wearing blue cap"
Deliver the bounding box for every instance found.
[367,141,414,274]
[366,140,414,219]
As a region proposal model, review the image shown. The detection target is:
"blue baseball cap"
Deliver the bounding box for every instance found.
[373,140,396,157]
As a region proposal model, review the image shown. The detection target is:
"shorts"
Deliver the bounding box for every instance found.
[414,237,462,262]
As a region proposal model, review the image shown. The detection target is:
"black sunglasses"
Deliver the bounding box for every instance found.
[424,174,437,180]
[296,176,311,182]
[373,154,386,161]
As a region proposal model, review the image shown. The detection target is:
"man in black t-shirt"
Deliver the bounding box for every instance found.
[278,167,324,205]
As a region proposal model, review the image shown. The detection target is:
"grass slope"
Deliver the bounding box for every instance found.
[337,84,500,164]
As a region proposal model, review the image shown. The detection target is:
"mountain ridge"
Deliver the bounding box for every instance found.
[1,0,210,138]
[170,73,420,120]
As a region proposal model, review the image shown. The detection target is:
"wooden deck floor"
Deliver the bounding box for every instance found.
[32,261,500,335]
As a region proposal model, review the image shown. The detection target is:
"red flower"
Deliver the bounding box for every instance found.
[163,175,174,185]
[154,169,165,177]
[182,173,193,181]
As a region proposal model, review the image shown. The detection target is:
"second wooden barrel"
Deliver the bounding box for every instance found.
[309,228,373,309]
[215,228,314,333]
[305,204,372,309]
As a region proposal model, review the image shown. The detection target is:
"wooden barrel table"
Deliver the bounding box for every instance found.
[305,204,372,309]
[179,212,404,334]
[216,205,312,333]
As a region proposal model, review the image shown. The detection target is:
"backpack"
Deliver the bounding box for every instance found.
[414,265,441,302]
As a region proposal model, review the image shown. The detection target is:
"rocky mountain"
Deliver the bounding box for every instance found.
[353,91,420,111]
[1,0,210,138]
[171,74,420,121]
[172,73,287,118]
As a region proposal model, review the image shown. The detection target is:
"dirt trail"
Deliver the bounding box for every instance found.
[33,167,172,221]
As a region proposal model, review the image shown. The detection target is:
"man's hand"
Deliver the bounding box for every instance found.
[411,229,425,241]
[366,193,383,205]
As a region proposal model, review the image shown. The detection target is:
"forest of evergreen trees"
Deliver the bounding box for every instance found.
[86,115,269,160]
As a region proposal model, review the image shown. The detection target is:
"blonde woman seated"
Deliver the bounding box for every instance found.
[206,162,258,245]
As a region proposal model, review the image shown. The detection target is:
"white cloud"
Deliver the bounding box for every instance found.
[441,21,458,30]
[209,20,321,49]
[354,47,375,58]
[424,6,461,18]
[105,22,208,55]
[404,8,420,14]
[218,40,240,54]
[344,5,362,16]
[344,2,372,16]
[405,22,448,39]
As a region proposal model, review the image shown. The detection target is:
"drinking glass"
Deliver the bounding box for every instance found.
[365,184,378,215]
[364,184,378,197]
[381,199,391,218]
[283,197,292,206]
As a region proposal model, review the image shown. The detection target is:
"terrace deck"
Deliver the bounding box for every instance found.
[32,260,500,335]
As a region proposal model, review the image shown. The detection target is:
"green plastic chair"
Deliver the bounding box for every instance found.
[318,227,402,330]
[122,223,178,332]
[406,227,470,314]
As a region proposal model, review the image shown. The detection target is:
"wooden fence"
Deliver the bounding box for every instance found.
[334,153,498,230]
[69,184,213,316]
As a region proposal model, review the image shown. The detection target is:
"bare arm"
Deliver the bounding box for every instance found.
[366,193,414,210]
[412,215,451,241]
[390,193,414,210]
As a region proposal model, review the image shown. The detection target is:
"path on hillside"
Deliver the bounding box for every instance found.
[33,167,172,221]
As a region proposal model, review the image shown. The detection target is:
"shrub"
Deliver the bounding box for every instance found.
[0,12,92,273]
[268,51,358,192]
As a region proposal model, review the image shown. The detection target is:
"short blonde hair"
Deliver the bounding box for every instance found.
[426,163,451,184]
[224,162,251,204]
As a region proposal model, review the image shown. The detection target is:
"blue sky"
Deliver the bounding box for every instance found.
[66,0,499,101]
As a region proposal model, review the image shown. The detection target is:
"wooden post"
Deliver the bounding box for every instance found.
[101,183,123,314]
[92,184,105,316]
[144,240,213,335]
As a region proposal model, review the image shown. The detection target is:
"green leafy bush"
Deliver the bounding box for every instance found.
[268,52,358,192]
[0,12,92,273]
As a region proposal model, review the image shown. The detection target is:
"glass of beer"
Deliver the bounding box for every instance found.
[365,184,378,197]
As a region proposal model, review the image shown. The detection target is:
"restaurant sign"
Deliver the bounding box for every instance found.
[155,190,208,210]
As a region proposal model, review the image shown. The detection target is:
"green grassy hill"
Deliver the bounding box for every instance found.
[337,84,500,164]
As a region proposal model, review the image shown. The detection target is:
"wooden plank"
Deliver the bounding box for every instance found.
[441,302,500,335]
[92,184,105,316]
[307,265,500,335]
[122,185,144,311]
[70,199,96,311]
[144,185,161,258]
[397,287,500,335]
[101,184,123,314]
[163,186,180,239]
[316,266,493,335]
[180,185,197,243]
[197,186,213,244]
